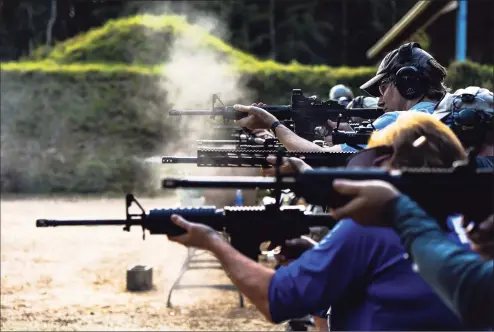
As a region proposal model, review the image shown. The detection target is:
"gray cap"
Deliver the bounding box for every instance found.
[360,42,438,97]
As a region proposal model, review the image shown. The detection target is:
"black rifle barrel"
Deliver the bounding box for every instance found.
[169,106,291,120]
[332,130,372,146]
[161,157,198,164]
[35,206,338,261]
[161,168,494,225]
[160,149,355,168]
[163,176,279,189]
[197,140,240,145]
[36,219,133,227]
[36,209,333,229]
[169,107,383,121]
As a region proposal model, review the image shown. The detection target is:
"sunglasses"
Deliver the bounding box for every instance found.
[345,145,394,168]
[378,77,393,96]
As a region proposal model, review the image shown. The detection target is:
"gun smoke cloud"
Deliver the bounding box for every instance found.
[138,1,260,204]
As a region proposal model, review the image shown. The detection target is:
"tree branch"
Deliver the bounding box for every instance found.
[46,0,57,46]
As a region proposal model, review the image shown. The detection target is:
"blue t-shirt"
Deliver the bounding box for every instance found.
[340,102,437,152]
[373,101,438,130]
[267,218,480,331]
[476,156,494,169]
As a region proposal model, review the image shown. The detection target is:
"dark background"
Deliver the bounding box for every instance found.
[1,0,471,66]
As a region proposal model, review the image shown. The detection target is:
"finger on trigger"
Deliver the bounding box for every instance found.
[331,197,366,221]
[332,179,362,196]
[266,155,276,164]
[287,157,307,173]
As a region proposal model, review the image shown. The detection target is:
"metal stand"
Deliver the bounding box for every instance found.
[166,239,244,308]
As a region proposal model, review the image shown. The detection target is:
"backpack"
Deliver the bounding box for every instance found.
[432,86,493,148]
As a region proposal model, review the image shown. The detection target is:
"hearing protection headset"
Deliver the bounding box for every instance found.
[392,43,429,100]
[450,89,493,149]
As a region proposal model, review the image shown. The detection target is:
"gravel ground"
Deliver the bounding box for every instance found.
[0,197,284,331]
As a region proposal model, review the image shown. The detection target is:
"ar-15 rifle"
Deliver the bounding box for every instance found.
[161,154,494,228]
[331,120,375,150]
[35,153,493,262]
[36,194,337,260]
[197,136,282,148]
[160,148,355,168]
[35,155,340,261]
[168,89,384,141]
[203,122,296,149]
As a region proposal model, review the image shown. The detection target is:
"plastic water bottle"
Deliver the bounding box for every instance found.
[234,189,244,206]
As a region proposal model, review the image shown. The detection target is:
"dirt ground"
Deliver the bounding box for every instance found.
[0,196,284,331]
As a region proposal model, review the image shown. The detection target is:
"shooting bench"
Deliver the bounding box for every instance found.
[166,234,245,308]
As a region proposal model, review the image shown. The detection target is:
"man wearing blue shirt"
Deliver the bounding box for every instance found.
[166,211,483,330]
[338,42,449,152]
[359,42,448,128]
[235,42,450,154]
[330,179,494,327]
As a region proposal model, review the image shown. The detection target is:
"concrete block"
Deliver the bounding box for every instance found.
[126,265,153,291]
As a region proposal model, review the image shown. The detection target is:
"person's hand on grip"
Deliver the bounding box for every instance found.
[330,179,400,226]
[167,214,223,250]
[464,214,494,260]
[275,236,317,265]
[234,103,279,130]
[251,128,275,140]
[261,156,313,177]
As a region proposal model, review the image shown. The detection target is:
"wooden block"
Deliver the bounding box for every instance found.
[126,265,153,291]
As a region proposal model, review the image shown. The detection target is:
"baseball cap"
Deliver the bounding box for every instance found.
[360,42,436,97]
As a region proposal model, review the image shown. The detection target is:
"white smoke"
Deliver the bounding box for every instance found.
[133,2,260,202]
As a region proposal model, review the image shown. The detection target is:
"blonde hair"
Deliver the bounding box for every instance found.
[368,112,467,167]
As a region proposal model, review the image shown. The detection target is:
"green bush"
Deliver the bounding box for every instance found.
[0,65,174,194]
[28,15,259,67]
[446,60,494,91]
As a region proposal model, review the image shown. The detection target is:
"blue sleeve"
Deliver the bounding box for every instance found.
[372,111,400,130]
[340,144,360,152]
[372,107,434,131]
[390,195,494,327]
[267,220,372,323]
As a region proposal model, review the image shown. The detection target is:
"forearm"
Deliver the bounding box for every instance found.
[409,233,494,326]
[274,125,325,151]
[207,234,275,321]
[390,195,494,326]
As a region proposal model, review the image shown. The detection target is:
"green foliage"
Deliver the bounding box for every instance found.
[29,14,260,67]
[0,67,173,194]
[1,60,378,102]
[409,29,431,52]
[446,60,494,91]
